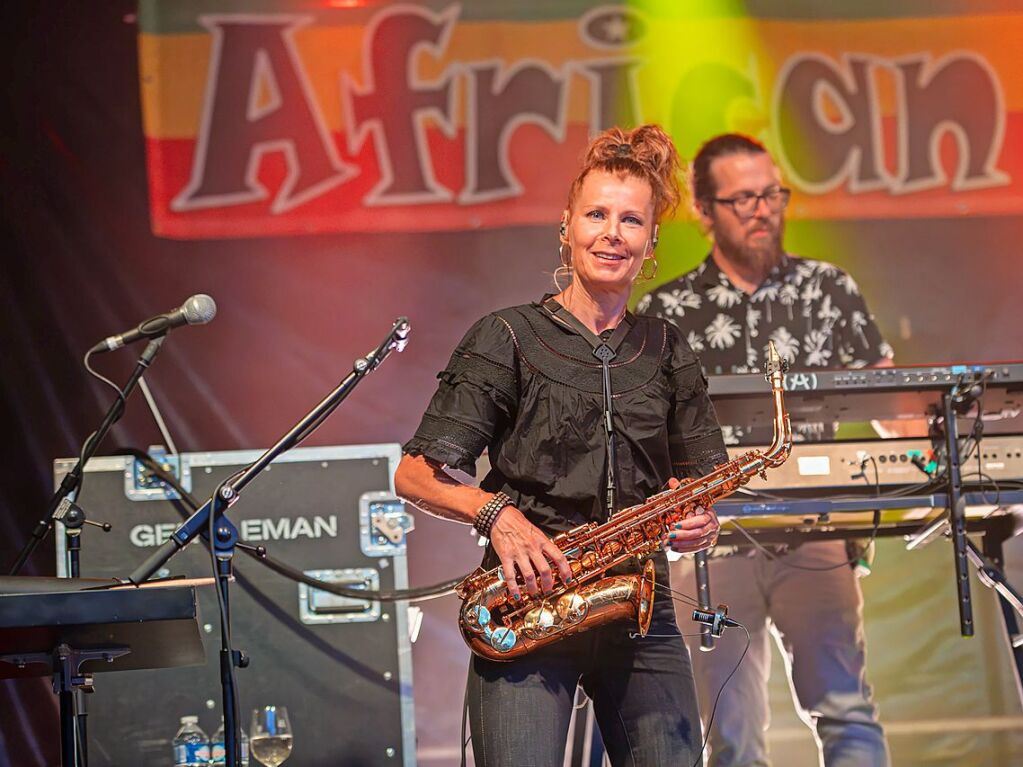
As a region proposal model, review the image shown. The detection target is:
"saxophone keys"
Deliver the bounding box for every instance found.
[489,626,518,653]
[522,605,557,637]
[464,604,491,633]
[555,592,589,625]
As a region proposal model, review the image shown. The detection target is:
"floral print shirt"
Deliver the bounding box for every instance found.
[637,253,893,442]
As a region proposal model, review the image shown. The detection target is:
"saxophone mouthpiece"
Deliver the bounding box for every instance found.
[765,340,788,379]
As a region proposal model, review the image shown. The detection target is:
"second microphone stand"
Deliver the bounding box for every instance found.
[9,336,165,767]
[9,337,164,577]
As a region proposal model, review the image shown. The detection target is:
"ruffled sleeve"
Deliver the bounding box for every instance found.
[664,325,729,478]
[403,314,518,475]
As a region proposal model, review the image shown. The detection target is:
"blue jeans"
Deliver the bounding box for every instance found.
[467,555,703,766]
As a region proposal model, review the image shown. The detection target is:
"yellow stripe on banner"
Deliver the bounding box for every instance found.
[637,13,1023,125]
[759,14,1023,115]
[141,12,1023,140]
[292,26,367,134]
[140,19,599,140]
[139,34,212,138]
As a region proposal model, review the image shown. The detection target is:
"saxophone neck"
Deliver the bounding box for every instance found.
[763,340,793,466]
[501,345,795,545]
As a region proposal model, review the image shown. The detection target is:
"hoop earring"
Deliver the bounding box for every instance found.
[559,241,572,268]
[639,256,657,282]
[553,264,574,291]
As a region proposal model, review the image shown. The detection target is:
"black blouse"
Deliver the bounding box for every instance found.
[404,298,728,534]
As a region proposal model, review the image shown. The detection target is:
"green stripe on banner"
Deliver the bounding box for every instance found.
[138,0,1023,36]
[633,0,1023,21]
[137,0,619,35]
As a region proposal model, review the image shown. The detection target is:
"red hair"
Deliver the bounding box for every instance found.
[567,124,683,221]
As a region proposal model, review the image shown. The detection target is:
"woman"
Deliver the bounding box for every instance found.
[395,124,728,766]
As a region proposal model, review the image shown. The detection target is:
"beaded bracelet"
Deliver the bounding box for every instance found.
[473,492,512,538]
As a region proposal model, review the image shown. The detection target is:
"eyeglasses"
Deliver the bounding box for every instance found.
[712,187,791,220]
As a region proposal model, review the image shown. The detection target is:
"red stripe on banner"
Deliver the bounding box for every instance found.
[791,113,1023,220]
[146,125,591,239]
[147,115,1023,237]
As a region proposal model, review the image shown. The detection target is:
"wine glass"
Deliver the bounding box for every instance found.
[249,705,293,766]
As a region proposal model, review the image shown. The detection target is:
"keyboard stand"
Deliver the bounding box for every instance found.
[0,577,207,766]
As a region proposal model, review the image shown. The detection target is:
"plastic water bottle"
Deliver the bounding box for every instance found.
[172,715,210,767]
[241,726,250,767]
[210,720,225,765]
[211,718,249,766]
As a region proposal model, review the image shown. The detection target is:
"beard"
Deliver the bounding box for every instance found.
[716,216,785,273]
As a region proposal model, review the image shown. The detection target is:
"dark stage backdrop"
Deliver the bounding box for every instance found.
[3,2,1023,765]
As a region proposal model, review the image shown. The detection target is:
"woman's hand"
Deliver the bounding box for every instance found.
[660,477,720,554]
[661,478,720,554]
[488,505,574,601]
[393,455,573,598]
[663,504,720,554]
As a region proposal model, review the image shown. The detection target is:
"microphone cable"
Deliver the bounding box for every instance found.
[645,579,750,767]
[117,448,465,602]
[74,347,133,501]
[721,454,884,573]
[692,620,750,767]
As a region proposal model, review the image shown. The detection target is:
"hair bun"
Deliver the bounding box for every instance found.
[570,124,683,220]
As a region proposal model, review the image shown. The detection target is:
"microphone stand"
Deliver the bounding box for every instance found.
[126,318,410,767]
[694,550,715,651]
[9,336,166,576]
[8,336,164,767]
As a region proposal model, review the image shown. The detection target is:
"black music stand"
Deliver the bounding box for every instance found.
[0,577,207,767]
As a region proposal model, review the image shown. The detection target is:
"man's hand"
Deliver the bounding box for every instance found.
[488,505,574,601]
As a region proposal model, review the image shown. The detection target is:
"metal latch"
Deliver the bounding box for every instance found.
[298,568,381,625]
[124,445,191,501]
[359,492,414,556]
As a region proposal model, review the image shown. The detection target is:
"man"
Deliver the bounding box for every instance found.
[638,134,893,767]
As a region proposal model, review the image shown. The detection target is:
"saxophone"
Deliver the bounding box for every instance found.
[455,341,792,661]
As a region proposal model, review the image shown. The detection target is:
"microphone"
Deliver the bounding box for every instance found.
[692,605,740,637]
[393,317,411,352]
[90,294,217,353]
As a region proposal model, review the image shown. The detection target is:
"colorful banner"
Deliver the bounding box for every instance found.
[6,4,1023,765]
[139,1,1023,236]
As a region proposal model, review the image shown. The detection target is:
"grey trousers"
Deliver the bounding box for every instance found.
[672,541,890,767]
